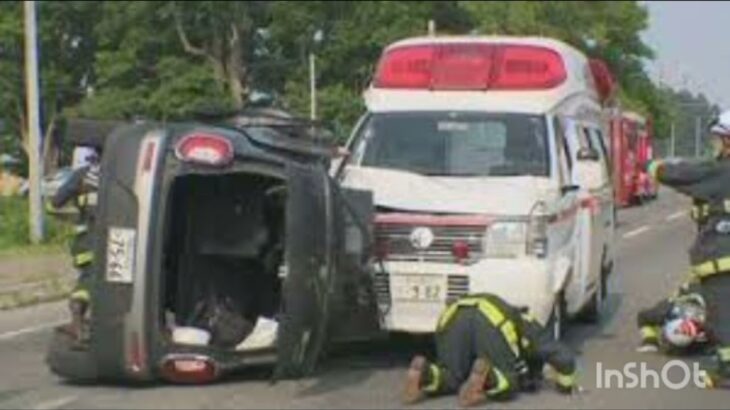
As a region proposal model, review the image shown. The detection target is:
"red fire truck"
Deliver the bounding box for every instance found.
[610,110,658,207]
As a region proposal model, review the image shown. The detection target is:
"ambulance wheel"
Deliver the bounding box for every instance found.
[548,293,566,341]
[581,271,606,324]
[582,256,612,323]
[46,327,99,384]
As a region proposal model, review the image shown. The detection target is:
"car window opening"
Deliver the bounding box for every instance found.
[162,172,286,351]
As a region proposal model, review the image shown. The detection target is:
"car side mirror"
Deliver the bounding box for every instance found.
[577,147,600,162]
[561,184,580,195]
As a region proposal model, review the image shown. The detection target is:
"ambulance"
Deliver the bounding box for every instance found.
[336,36,617,339]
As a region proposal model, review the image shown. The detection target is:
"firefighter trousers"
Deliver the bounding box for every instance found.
[424,307,520,400]
[69,228,94,303]
[701,273,730,374]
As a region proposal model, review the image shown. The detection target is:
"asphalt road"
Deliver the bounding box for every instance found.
[1,189,729,409]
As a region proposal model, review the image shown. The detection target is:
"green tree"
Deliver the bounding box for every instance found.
[73,1,236,120]
[0,1,98,173]
[266,1,473,137]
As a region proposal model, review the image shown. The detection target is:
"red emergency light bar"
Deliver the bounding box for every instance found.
[374,43,567,91]
[588,59,616,103]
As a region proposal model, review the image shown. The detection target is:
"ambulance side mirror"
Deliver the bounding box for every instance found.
[577,147,600,162]
[329,146,351,176]
[561,184,580,196]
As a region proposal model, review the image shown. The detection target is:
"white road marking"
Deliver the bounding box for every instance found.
[666,211,687,221]
[623,225,651,239]
[0,320,65,341]
[32,396,77,410]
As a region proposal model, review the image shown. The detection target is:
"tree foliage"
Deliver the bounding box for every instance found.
[0,0,711,168]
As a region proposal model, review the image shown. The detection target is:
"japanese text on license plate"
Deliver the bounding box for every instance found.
[106,227,136,283]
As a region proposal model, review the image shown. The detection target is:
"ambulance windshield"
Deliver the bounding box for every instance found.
[351,112,549,177]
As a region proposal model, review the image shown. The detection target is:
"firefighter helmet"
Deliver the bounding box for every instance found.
[663,318,701,348]
[709,110,730,137]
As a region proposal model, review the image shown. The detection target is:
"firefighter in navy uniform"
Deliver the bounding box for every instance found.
[402,293,577,407]
[49,151,101,344]
[646,109,730,388]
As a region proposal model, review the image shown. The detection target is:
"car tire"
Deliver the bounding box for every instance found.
[547,293,566,341]
[46,327,99,384]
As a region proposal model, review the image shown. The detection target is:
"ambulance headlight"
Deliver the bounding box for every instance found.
[482,221,527,259]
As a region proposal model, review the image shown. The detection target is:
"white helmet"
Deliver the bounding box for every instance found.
[709,110,730,137]
[663,318,701,348]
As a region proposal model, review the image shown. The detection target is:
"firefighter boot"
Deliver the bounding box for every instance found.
[402,356,429,405]
[458,357,493,408]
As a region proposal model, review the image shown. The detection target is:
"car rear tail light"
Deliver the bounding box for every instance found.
[127,331,146,375]
[141,141,157,173]
[374,43,566,91]
[160,355,219,384]
[452,240,470,264]
[175,133,233,167]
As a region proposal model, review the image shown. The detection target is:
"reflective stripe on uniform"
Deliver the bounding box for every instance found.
[647,161,662,181]
[691,204,710,221]
[486,367,511,396]
[555,371,577,389]
[70,288,90,302]
[73,251,94,266]
[437,297,521,358]
[423,364,442,393]
[640,326,659,341]
[718,347,730,363]
[692,257,730,278]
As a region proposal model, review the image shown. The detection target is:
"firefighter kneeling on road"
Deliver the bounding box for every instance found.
[402,293,578,407]
[48,151,101,345]
[646,109,730,388]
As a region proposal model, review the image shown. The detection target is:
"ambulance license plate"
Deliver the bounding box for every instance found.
[391,275,447,302]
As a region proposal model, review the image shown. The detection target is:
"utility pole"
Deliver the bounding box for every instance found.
[428,20,436,36]
[670,121,676,157]
[23,0,44,244]
[309,52,316,121]
[695,116,702,157]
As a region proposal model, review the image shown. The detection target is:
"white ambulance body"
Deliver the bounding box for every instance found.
[336,36,616,338]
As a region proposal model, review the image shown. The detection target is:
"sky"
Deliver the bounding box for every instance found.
[642,1,730,108]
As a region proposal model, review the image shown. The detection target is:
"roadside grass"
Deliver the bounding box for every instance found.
[0,196,73,254]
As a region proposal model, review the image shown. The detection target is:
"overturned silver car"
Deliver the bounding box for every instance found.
[46,111,382,384]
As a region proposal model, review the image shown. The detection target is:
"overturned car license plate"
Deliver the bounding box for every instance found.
[106,227,136,283]
[391,274,447,302]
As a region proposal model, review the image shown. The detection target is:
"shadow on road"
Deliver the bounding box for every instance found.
[296,334,435,397]
[565,290,624,356]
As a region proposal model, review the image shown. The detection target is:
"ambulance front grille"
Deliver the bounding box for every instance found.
[376,225,485,265]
